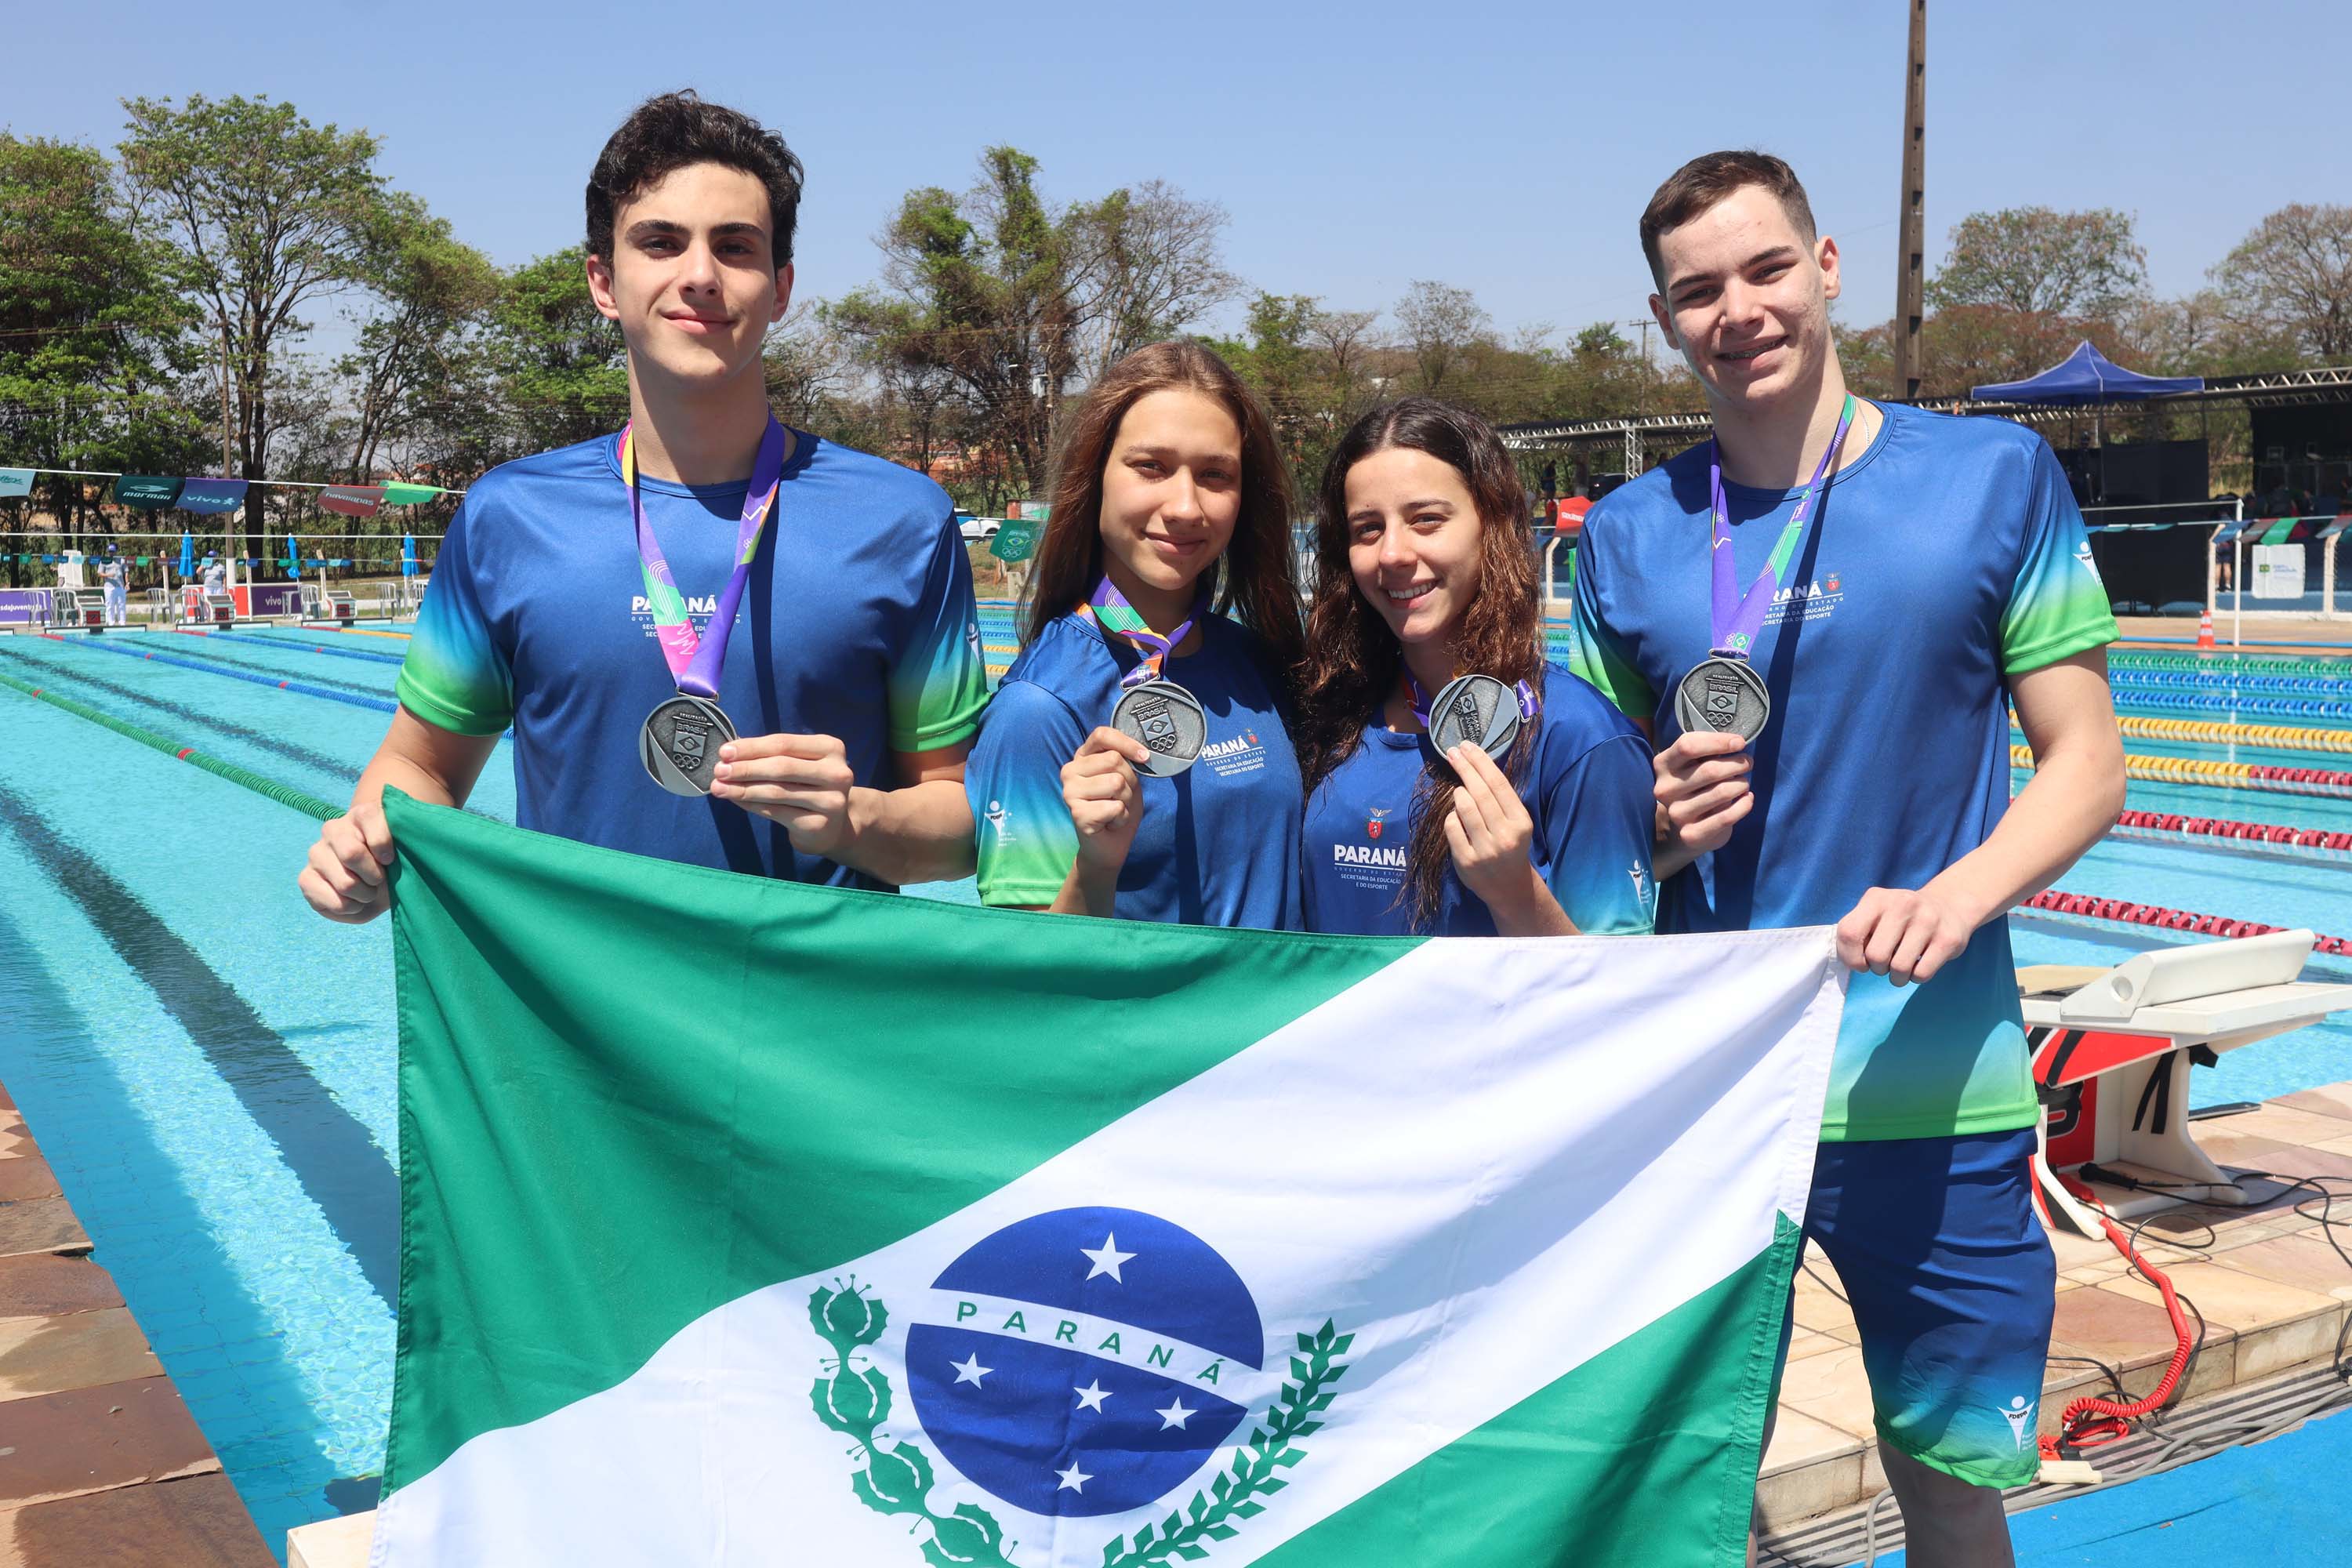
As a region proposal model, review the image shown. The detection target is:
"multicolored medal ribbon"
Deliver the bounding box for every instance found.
[1091,575,1210,777]
[1674,395,1857,742]
[1406,669,1537,761]
[626,416,789,797]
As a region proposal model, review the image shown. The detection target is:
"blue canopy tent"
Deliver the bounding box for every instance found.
[1973,342,2209,523]
[1971,340,2203,405]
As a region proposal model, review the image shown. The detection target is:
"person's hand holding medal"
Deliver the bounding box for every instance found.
[626,416,858,856]
[1058,576,1210,874]
[1655,395,1855,870]
[1404,667,1549,915]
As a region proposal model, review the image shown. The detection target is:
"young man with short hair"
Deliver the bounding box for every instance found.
[1569,151,2126,1566]
[299,92,989,922]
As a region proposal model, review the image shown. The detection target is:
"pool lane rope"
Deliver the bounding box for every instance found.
[2022,887,2350,956]
[179,628,412,668]
[2011,743,2352,798]
[2111,650,2352,676]
[38,632,397,715]
[0,666,339,821]
[2111,808,2352,854]
[2012,713,2352,755]
[2112,691,2352,721]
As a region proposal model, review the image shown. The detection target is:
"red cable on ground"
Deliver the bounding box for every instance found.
[2040,1174,2197,1457]
[2113,808,2352,853]
[2023,889,2352,956]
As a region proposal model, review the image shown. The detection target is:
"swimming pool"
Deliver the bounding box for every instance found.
[0,618,2347,1555]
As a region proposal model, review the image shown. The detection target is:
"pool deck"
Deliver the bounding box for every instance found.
[1757,1079,2352,1545]
[0,1078,274,1566]
[2114,612,2352,654]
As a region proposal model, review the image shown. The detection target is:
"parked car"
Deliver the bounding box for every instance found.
[957,515,1003,543]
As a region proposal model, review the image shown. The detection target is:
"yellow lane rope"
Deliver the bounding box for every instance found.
[2010,713,2352,755]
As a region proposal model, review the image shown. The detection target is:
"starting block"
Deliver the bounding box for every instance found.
[202,592,238,626]
[325,588,358,622]
[60,590,107,629]
[2021,930,2352,1236]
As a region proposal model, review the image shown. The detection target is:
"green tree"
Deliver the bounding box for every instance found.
[485,249,628,455]
[0,133,203,583]
[1394,280,1490,396]
[832,147,1237,498]
[1926,206,2147,320]
[2212,203,2352,363]
[118,94,384,558]
[337,190,499,484]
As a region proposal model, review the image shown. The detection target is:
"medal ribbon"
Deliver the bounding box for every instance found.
[620,415,788,699]
[1404,670,1537,731]
[1707,394,1855,659]
[1088,575,1207,690]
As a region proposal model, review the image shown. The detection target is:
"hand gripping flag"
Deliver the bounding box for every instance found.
[372,795,1845,1568]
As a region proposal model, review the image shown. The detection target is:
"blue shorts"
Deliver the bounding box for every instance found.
[1795,1128,2056,1489]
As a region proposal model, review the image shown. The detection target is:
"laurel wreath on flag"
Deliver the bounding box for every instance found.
[1097,1320,1354,1568]
[808,1282,1354,1568]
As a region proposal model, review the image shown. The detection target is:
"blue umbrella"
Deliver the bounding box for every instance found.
[178,532,194,578]
[401,532,417,577]
[285,533,302,580]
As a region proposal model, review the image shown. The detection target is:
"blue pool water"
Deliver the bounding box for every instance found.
[0,615,2347,1557]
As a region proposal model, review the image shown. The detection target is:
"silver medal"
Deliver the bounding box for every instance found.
[1675,656,1771,742]
[1428,673,1521,760]
[641,694,739,797]
[1111,681,1207,777]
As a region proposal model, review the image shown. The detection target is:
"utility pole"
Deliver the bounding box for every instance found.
[1893,0,1927,401]
[217,312,234,475]
[1625,318,1653,365]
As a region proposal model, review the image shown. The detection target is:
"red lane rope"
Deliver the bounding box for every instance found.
[2024,888,2352,954]
[2112,808,2352,852]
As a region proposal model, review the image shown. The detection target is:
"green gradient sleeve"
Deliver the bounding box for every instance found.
[1541,734,1659,935]
[394,510,514,736]
[1566,531,1657,722]
[2000,441,2119,675]
[888,517,990,753]
[967,680,1086,907]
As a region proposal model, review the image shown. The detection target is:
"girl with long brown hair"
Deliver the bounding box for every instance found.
[1295,398,1656,936]
[965,341,1307,924]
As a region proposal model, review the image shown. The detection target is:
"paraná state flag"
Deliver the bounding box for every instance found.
[371,793,1845,1568]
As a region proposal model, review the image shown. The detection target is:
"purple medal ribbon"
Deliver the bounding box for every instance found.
[621,415,789,699]
[1706,394,1855,659]
[1088,575,1207,690]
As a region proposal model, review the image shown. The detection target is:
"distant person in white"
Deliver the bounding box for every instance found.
[99,550,128,625]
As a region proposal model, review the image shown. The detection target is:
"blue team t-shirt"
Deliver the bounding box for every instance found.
[1568,401,2118,1142]
[1301,663,1657,937]
[395,430,989,887]
[967,609,1304,929]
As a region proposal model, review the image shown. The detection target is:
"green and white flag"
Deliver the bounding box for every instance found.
[372,795,1844,1568]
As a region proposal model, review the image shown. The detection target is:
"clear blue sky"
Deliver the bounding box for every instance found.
[14,0,2350,353]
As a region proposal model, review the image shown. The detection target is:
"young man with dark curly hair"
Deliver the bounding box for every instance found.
[299,92,988,921]
[1570,151,2126,1566]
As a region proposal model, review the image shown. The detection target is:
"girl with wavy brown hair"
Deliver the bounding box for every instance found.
[965,341,1307,924]
[1295,398,1656,936]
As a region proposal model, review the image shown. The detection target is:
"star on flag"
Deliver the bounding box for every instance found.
[1080,1233,1136,1283]
[1073,1379,1112,1412]
[1156,1398,1196,1431]
[949,1353,992,1388]
[1056,1461,1092,1494]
